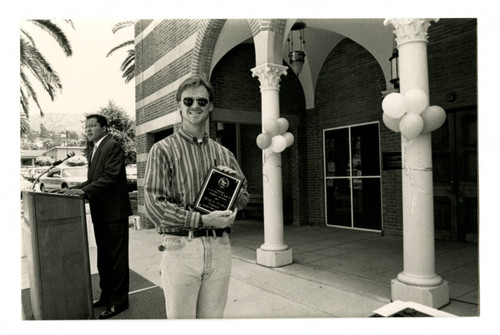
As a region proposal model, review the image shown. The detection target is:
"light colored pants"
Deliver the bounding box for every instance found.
[159,233,232,319]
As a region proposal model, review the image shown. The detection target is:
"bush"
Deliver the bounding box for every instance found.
[35,156,54,166]
[67,155,88,166]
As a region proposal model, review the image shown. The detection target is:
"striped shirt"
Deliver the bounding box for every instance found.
[144,128,249,234]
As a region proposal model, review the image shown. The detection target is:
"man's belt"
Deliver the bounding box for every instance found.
[165,227,231,238]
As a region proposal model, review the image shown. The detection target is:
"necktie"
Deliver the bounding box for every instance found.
[90,146,97,163]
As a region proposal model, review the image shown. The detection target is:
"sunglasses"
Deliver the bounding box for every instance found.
[182,97,210,107]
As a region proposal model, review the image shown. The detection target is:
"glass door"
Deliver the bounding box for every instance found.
[324,122,382,231]
[432,108,478,242]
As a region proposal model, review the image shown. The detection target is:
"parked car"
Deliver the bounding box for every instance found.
[20,173,33,198]
[126,164,137,192]
[21,167,31,179]
[38,166,87,192]
[27,167,48,182]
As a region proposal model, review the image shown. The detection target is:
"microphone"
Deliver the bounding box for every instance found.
[52,151,76,166]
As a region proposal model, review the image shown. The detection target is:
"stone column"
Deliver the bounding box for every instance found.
[251,63,293,267]
[384,18,449,308]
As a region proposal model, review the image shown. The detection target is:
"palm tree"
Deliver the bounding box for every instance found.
[20,20,73,132]
[107,21,135,84]
[20,109,29,134]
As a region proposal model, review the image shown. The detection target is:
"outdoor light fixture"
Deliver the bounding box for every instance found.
[389,34,400,90]
[287,22,307,76]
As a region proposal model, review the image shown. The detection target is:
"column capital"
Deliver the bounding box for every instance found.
[251,63,288,91]
[384,18,439,46]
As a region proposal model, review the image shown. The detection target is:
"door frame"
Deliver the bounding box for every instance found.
[323,121,383,232]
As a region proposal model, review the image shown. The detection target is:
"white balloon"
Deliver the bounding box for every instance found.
[270,135,287,153]
[400,113,424,140]
[404,89,428,114]
[264,119,280,136]
[283,132,295,147]
[382,113,401,133]
[382,93,407,119]
[422,106,447,132]
[276,118,289,135]
[256,133,272,150]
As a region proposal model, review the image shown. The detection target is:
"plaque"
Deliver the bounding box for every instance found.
[194,167,243,214]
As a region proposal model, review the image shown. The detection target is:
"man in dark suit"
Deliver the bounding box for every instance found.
[61,114,131,319]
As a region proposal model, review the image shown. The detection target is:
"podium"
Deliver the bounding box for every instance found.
[22,191,94,320]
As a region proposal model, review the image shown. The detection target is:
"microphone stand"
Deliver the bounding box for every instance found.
[31,165,56,191]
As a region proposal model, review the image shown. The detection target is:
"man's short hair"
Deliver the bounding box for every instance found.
[86,114,108,129]
[175,75,215,102]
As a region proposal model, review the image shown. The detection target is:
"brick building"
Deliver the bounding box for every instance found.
[134,18,476,242]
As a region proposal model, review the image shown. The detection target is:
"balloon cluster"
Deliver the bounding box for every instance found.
[256,118,295,153]
[382,88,446,140]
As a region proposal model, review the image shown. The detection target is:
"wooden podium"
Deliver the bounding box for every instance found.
[22,191,94,320]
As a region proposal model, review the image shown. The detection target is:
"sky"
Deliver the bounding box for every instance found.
[21,20,135,120]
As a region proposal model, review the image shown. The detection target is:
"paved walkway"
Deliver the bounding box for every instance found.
[126,219,479,318]
[21,218,479,318]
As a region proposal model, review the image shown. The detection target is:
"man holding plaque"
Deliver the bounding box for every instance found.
[144,75,249,319]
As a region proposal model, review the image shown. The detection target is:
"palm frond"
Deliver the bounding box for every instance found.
[20,110,30,134]
[20,89,29,117]
[112,21,135,34]
[64,20,75,30]
[28,19,73,56]
[107,40,134,57]
[120,50,135,71]
[21,37,62,100]
[20,71,45,117]
[20,29,36,47]
[20,19,72,120]
[120,50,135,83]
[122,66,135,83]
[108,22,135,84]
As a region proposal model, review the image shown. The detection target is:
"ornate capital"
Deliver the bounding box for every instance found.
[251,63,288,91]
[384,18,439,46]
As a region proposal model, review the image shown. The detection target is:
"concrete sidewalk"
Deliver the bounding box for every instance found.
[125,219,479,318]
[21,218,479,318]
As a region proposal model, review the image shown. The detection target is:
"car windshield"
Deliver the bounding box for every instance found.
[62,168,87,177]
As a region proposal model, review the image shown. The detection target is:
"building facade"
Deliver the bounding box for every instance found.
[134,18,477,244]
[134,18,477,307]
[21,150,46,166]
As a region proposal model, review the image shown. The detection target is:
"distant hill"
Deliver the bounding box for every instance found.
[27,113,86,134]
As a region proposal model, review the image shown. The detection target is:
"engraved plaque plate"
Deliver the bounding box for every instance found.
[194,168,243,214]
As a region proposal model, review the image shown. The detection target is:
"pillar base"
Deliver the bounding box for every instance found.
[391,278,449,309]
[256,247,293,268]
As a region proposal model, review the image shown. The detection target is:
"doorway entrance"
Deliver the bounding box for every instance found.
[323,122,382,231]
[432,107,478,243]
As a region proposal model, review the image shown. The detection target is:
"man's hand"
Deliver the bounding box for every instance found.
[216,165,238,176]
[56,188,85,196]
[202,209,238,229]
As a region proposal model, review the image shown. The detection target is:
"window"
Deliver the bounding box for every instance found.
[323,122,382,231]
[48,169,61,178]
[154,127,174,143]
[62,167,87,177]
